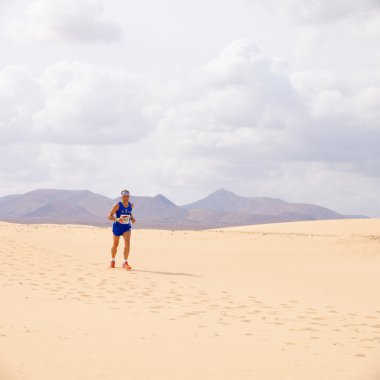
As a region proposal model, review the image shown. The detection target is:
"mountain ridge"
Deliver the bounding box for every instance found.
[0,188,367,229]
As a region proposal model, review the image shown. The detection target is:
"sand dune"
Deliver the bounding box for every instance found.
[1,219,380,379]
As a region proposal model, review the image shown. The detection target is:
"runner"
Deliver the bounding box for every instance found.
[107,189,136,269]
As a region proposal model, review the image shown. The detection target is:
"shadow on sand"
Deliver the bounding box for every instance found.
[133,269,201,277]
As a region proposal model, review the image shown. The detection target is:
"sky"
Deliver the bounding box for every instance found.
[0,0,379,216]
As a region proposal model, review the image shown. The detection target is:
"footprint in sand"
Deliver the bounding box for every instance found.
[150,305,164,310]
[300,327,320,332]
[248,310,262,314]
[310,316,326,321]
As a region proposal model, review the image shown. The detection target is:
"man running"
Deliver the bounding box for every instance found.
[108,189,136,270]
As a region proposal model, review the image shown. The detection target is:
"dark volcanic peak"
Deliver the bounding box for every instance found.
[182,188,242,210]
[207,188,243,200]
[25,200,92,218]
[133,193,187,224]
[154,194,177,206]
[183,188,256,213]
[210,188,238,196]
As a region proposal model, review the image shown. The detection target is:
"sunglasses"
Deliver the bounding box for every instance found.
[121,190,130,196]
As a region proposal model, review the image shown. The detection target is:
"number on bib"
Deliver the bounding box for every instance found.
[119,215,130,224]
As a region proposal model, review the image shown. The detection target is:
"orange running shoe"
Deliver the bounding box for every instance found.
[122,262,132,270]
[110,261,115,268]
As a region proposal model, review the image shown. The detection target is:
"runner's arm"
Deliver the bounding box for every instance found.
[130,203,136,223]
[107,204,120,222]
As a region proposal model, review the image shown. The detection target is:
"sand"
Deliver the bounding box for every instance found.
[1,219,380,379]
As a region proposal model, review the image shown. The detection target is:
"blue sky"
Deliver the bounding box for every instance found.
[0,0,379,216]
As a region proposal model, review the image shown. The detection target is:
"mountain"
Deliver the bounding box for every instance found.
[182,188,344,221]
[130,194,190,228]
[0,188,364,229]
[0,189,114,226]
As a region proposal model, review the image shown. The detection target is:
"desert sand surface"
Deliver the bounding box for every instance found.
[1,219,380,379]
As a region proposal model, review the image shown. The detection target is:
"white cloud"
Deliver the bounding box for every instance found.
[151,40,302,162]
[34,61,155,144]
[255,0,380,69]
[0,144,51,191]
[271,0,379,24]
[0,62,155,145]
[5,0,122,43]
[354,85,380,122]
[359,11,380,41]
[126,39,380,214]
[1,39,379,169]
[0,66,44,143]
[0,32,380,215]
[159,40,300,137]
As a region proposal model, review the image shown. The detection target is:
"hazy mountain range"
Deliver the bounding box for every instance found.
[0,188,366,229]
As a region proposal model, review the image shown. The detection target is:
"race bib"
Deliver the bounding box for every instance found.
[119,214,131,224]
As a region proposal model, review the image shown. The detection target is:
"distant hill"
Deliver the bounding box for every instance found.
[182,188,345,222]
[0,189,114,226]
[130,194,190,229]
[0,188,365,229]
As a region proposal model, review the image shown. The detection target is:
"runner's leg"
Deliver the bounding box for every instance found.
[122,231,131,261]
[111,235,120,259]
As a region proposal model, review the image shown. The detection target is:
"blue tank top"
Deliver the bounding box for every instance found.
[115,202,132,225]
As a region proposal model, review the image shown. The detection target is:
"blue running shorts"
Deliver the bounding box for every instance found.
[113,222,131,236]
